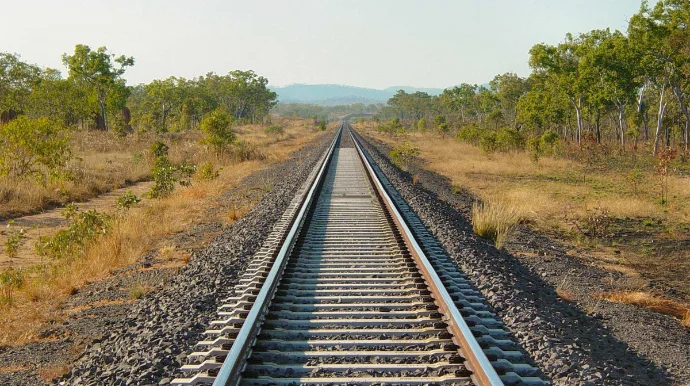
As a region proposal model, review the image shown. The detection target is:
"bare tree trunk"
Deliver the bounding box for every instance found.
[99,101,108,131]
[617,102,626,149]
[654,85,668,155]
[572,96,583,145]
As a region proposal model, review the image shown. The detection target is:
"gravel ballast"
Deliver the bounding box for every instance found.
[52,133,334,386]
[356,132,690,386]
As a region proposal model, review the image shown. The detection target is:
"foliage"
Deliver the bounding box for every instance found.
[265,124,284,135]
[147,156,196,198]
[3,220,26,261]
[318,119,327,131]
[456,124,481,144]
[0,116,71,180]
[36,204,111,260]
[197,161,220,181]
[117,190,141,210]
[0,268,24,306]
[201,110,235,154]
[389,142,420,170]
[377,118,406,135]
[150,141,169,158]
[416,117,427,131]
[62,45,134,131]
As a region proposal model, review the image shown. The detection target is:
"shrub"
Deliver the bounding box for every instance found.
[377,118,405,135]
[496,128,525,152]
[457,124,481,144]
[479,131,498,153]
[389,142,420,170]
[434,115,449,134]
[528,130,559,162]
[3,220,26,262]
[201,110,235,154]
[0,268,24,306]
[197,161,220,181]
[36,204,112,260]
[0,116,71,180]
[150,141,169,158]
[265,124,284,135]
[318,119,327,131]
[417,117,427,131]
[117,191,141,210]
[147,157,196,198]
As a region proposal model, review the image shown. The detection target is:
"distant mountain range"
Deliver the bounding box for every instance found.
[272,84,446,106]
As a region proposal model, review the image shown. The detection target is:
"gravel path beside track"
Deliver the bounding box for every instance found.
[356,133,689,386]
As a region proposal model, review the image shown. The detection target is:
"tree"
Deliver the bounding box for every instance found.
[201,110,235,154]
[0,116,71,179]
[0,53,41,116]
[62,45,134,131]
[529,34,591,144]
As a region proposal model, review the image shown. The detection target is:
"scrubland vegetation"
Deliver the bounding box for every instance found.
[0,43,331,345]
[357,0,690,325]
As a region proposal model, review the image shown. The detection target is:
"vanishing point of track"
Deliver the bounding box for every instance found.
[172,123,546,386]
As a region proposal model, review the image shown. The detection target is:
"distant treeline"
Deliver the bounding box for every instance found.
[272,102,381,121]
[377,1,690,155]
[0,45,277,133]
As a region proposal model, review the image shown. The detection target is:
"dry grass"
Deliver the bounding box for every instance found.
[356,120,690,322]
[596,291,690,327]
[471,196,523,249]
[0,118,327,347]
[358,124,690,229]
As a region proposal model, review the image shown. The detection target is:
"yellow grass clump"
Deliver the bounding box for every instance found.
[471,196,523,249]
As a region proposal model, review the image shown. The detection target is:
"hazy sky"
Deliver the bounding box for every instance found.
[2,0,647,89]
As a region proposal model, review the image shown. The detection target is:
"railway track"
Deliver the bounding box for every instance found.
[172,124,546,385]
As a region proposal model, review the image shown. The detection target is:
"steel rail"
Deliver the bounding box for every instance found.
[211,125,342,386]
[350,124,504,386]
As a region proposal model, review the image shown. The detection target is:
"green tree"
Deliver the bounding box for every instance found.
[0,116,71,179]
[201,109,235,154]
[62,45,134,131]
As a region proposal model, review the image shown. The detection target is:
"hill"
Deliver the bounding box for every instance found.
[272,84,445,106]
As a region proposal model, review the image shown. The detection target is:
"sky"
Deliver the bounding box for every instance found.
[1,0,649,89]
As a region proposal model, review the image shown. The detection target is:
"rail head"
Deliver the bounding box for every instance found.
[349,125,504,386]
[211,126,342,386]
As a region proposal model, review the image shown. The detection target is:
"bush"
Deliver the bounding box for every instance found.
[36,204,111,260]
[434,115,449,134]
[197,161,220,181]
[389,142,420,170]
[417,117,427,131]
[377,118,406,136]
[0,268,24,306]
[117,191,141,210]
[457,124,481,144]
[528,130,559,161]
[201,110,235,154]
[479,132,498,153]
[496,128,525,152]
[147,157,196,198]
[3,220,26,262]
[0,116,71,180]
[150,141,169,158]
[318,119,327,131]
[265,125,284,135]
